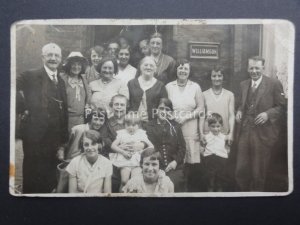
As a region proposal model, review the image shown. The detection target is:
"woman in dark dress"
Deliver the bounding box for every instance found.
[146,98,186,192]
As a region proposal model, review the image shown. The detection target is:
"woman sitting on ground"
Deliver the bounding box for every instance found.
[66,130,112,193]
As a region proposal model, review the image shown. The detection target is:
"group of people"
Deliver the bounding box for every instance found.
[16,31,286,194]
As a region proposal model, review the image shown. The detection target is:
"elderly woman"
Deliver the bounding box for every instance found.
[61,52,91,132]
[128,56,168,123]
[66,130,112,193]
[85,45,105,83]
[146,98,186,192]
[203,66,235,145]
[115,46,137,84]
[166,58,205,191]
[122,148,174,193]
[149,32,176,84]
[89,57,129,114]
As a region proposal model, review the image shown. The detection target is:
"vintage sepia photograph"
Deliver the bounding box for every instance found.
[10,19,294,197]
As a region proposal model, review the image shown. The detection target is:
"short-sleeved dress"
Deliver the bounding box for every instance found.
[203,88,234,135]
[66,154,113,193]
[89,78,129,113]
[166,80,202,164]
[109,129,153,168]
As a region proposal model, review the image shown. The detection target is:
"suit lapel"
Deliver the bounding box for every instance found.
[39,67,50,109]
[241,79,251,109]
[255,76,267,107]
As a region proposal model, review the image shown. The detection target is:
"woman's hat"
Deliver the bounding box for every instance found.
[65,51,87,64]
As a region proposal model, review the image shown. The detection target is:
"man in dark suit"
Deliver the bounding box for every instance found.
[17,43,68,193]
[235,56,286,191]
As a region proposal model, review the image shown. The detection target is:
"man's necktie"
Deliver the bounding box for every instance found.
[51,74,58,86]
[251,82,257,93]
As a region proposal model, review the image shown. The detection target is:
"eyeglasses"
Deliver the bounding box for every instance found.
[113,103,126,107]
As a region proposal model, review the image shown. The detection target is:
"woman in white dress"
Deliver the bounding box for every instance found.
[166,58,205,191]
[203,66,235,145]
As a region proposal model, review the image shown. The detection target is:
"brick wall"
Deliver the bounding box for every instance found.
[172,25,260,94]
[15,25,93,76]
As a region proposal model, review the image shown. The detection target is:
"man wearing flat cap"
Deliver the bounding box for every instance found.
[17,43,68,193]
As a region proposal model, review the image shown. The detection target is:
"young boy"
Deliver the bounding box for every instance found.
[202,113,230,192]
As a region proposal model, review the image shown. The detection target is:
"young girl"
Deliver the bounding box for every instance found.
[202,113,230,192]
[66,130,112,193]
[110,112,154,191]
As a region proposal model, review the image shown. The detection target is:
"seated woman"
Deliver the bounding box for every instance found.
[66,130,112,193]
[89,57,129,114]
[61,106,113,161]
[107,94,146,192]
[56,106,113,193]
[110,112,154,191]
[122,148,174,193]
[146,98,186,192]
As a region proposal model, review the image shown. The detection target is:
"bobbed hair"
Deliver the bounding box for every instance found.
[140,148,162,169]
[79,130,103,153]
[95,56,119,74]
[86,45,105,65]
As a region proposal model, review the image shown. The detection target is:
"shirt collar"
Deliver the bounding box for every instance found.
[251,75,263,87]
[44,65,58,80]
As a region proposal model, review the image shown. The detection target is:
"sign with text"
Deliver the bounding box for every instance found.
[189,42,220,59]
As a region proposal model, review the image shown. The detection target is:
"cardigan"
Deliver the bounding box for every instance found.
[128,78,168,121]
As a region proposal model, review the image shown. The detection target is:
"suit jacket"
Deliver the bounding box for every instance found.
[237,75,286,146]
[17,67,68,144]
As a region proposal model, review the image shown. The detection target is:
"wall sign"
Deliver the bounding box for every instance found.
[189,42,220,59]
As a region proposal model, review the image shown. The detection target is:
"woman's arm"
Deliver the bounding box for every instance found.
[119,81,129,99]
[103,176,112,193]
[195,86,205,136]
[111,138,131,159]
[68,175,78,193]
[227,93,235,145]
